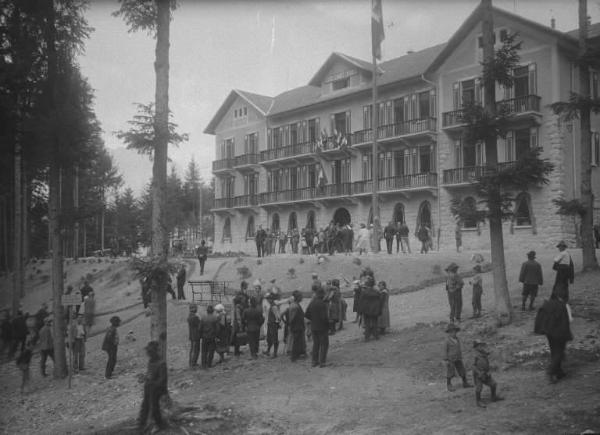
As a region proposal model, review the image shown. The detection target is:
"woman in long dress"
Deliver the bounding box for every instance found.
[355,223,370,255]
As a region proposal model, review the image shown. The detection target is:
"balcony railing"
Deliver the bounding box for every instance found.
[378,118,437,140]
[352,129,373,145]
[233,194,258,207]
[316,182,352,197]
[378,173,437,191]
[442,95,541,128]
[443,162,516,184]
[213,197,233,209]
[212,158,234,171]
[259,141,317,162]
[234,153,259,167]
[497,95,541,115]
[259,187,316,204]
[352,179,373,194]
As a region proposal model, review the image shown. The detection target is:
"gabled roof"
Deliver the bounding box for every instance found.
[204,89,273,135]
[426,4,578,74]
[308,52,382,86]
[269,44,445,116]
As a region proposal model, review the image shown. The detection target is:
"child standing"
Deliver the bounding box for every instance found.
[473,340,504,407]
[102,316,120,379]
[443,323,472,391]
[470,265,483,318]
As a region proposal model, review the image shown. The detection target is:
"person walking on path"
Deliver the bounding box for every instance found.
[187,304,200,368]
[305,287,329,367]
[472,340,504,407]
[445,262,464,323]
[552,240,574,301]
[377,281,390,335]
[358,276,382,341]
[138,341,167,431]
[397,222,411,254]
[196,240,209,276]
[199,305,219,368]
[384,221,396,254]
[443,323,472,392]
[102,316,120,379]
[534,287,573,383]
[242,297,264,359]
[38,317,54,377]
[519,250,543,311]
[176,264,186,300]
[470,265,484,318]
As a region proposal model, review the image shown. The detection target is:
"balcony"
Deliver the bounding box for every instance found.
[213,197,233,210]
[378,118,437,142]
[378,173,438,192]
[233,153,259,170]
[442,95,541,130]
[212,158,235,173]
[352,179,373,196]
[259,187,317,206]
[351,129,373,146]
[259,141,317,164]
[233,194,258,208]
[317,137,355,160]
[443,162,516,185]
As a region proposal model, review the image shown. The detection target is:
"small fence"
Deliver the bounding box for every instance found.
[188,280,233,313]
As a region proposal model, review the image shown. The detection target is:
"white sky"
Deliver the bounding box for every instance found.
[77,0,600,194]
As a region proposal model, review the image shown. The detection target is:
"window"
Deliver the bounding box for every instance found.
[246,216,255,239]
[363,105,373,130]
[362,153,372,180]
[245,132,258,154]
[308,118,319,142]
[453,78,482,109]
[505,128,538,161]
[244,173,258,196]
[306,210,316,230]
[272,214,280,232]
[394,150,405,176]
[419,146,432,173]
[463,197,478,229]
[223,138,234,159]
[333,112,347,134]
[290,124,298,145]
[223,218,232,241]
[332,77,349,90]
[393,98,405,124]
[592,131,600,166]
[499,29,508,42]
[514,193,532,226]
[456,138,485,167]
[243,107,247,116]
[273,127,283,148]
[418,91,430,119]
[592,72,599,99]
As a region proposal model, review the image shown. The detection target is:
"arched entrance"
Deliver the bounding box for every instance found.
[288,212,298,231]
[416,201,432,233]
[333,207,351,226]
[393,203,405,224]
[271,213,280,232]
[306,210,316,230]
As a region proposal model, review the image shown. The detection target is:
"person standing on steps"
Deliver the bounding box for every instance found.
[519,250,543,311]
[196,240,209,276]
[176,264,186,300]
[552,240,574,301]
[305,287,329,368]
[187,304,200,368]
[102,316,120,379]
[445,262,464,323]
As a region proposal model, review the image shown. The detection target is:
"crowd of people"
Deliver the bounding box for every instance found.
[252,220,437,258]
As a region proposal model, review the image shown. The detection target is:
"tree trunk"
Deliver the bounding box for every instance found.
[150,0,171,362]
[13,134,23,313]
[73,166,79,259]
[482,0,512,323]
[578,0,598,271]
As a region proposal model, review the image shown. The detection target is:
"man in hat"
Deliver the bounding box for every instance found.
[198,305,219,368]
[263,294,281,357]
[519,250,543,311]
[102,316,121,379]
[187,304,200,368]
[176,264,186,300]
[242,297,264,358]
[288,290,306,362]
[445,263,464,323]
[358,276,382,341]
[444,323,472,391]
[473,340,503,407]
[305,287,329,367]
[553,241,574,301]
[196,240,209,275]
[138,341,167,431]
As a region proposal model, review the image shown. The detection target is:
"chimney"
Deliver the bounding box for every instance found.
[550,17,556,29]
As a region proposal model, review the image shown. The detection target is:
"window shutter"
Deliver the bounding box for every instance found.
[411,95,417,120]
[452,82,460,109]
[529,127,538,149]
[505,131,514,161]
[244,135,248,154]
[254,132,259,154]
[301,121,307,143]
[474,78,482,105]
[528,63,537,95]
[316,118,320,136]
[386,101,392,125]
[267,128,272,149]
[330,114,335,135]
[429,89,436,118]
[455,141,462,168]
[346,111,351,135]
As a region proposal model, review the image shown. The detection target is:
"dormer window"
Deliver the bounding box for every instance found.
[332,77,350,91]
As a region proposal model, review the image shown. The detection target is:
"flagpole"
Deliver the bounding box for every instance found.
[371,51,380,242]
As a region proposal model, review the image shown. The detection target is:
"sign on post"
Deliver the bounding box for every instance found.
[62,292,81,306]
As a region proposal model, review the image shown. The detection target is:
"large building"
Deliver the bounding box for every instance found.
[205,4,600,254]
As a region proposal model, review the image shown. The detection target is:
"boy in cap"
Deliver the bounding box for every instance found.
[473,340,503,407]
[445,262,464,323]
[138,341,167,431]
[443,323,472,391]
[519,250,543,311]
[469,265,483,318]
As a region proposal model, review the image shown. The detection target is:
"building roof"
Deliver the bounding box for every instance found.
[204,89,274,134]
[566,22,600,40]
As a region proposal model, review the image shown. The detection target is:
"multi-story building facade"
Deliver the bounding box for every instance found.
[205,5,600,254]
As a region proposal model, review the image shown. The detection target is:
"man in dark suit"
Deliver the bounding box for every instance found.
[242,297,264,358]
[198,305,219,368]
[383,221,396,254]
[196,240,209,276]
[518,250,543,311]
[255,225,267,257]
[305,287,329,367]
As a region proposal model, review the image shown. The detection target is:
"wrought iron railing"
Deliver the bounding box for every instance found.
[212,158,234,171]
[378,173,437,190]
[232,195,258,207]
[234,153,259,166]
[259,141,317,162]
[377,118,437,139]
[213,197,233,209]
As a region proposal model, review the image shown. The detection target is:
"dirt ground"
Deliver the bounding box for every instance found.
[1,249,599,434]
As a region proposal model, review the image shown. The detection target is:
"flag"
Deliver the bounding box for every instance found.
[371,0,385,60]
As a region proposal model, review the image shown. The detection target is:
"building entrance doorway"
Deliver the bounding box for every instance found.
[333,207,351,226]
[393,203,405,224]
[416,201,432,233]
